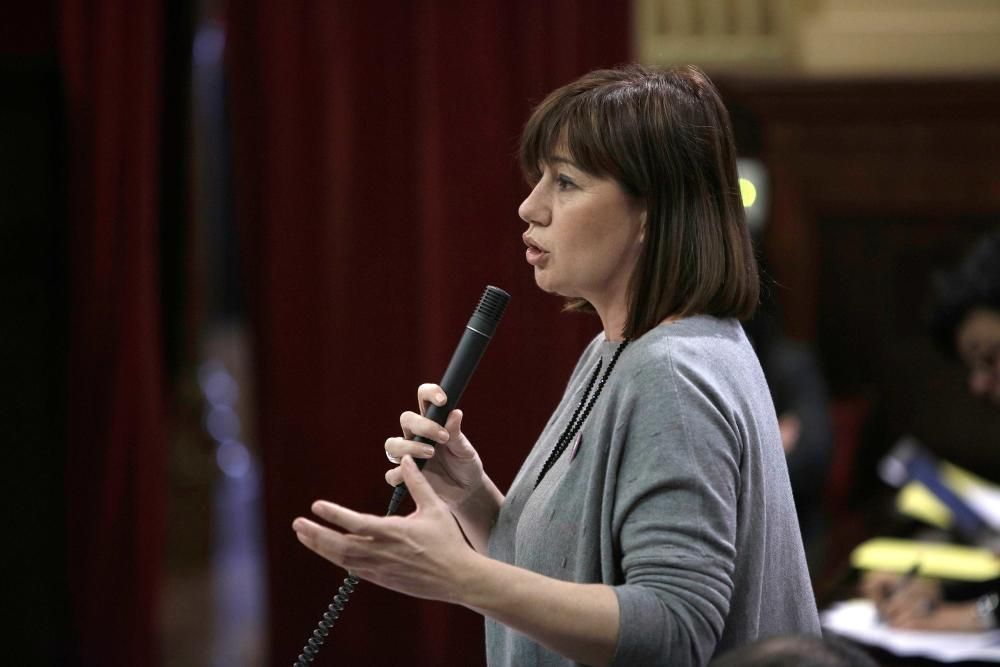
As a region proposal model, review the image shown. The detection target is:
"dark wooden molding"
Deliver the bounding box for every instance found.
[715,75,1000,343]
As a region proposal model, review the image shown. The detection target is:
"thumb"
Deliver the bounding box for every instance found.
[443,410,474,455]
[445,409,464,436]
[401,455,441,509]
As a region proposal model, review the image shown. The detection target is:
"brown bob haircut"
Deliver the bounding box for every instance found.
[520,64,759,340]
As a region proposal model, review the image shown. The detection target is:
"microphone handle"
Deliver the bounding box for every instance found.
[412,327,491,455]
[387,326,491,512]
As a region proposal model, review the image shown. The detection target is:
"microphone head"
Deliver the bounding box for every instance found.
[468,285,511,338]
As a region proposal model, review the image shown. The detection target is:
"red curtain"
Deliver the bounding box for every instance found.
[226,3,629,664]
[61,1,168,664]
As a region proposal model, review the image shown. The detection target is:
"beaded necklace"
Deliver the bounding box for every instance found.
[535,339,629,488]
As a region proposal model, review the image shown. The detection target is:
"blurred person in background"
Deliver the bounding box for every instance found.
[929,230,1000,408]
[743,298,833,565]
[861,229,1000,631]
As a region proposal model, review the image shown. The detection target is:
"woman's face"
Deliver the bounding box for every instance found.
[956,308,1000,407]
[518,152,645,316]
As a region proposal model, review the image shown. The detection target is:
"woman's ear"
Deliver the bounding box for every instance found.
[638,210,647,244]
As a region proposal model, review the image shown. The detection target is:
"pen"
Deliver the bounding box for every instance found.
[888,562,921,598]
[876,562,921,625]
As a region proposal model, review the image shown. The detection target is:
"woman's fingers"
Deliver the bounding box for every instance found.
[385,385,469,489]
[292,517,375,569]
[416,383,447,416]
[385,435,437,463]
[400,456,445,511]
[312,500,398,537]
[399,411,450,445]
[441,410,473,454]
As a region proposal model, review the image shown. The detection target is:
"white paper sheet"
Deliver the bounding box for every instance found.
[821,599,1000,663]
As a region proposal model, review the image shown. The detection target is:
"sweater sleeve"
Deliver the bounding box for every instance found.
[608,346,741,667]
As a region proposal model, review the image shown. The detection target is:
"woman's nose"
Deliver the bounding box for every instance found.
[518,182,549,226]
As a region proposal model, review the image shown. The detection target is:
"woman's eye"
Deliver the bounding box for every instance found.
[556,174,576,191]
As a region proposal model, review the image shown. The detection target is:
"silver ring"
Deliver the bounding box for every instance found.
[385,451,401,465]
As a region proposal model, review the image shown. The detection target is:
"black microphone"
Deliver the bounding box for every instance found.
[387,285,510,514]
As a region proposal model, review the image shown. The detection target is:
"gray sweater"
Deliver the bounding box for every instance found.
[485,316,820,666]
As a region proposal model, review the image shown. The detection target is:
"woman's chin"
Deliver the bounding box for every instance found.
[532,270,553,292]
[533,274,563,296]
[531,269,582,300]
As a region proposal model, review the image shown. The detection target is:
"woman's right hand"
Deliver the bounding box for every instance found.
[384,383,486,510]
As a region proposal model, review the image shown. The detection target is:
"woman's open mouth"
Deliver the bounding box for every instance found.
[524,239,549,266]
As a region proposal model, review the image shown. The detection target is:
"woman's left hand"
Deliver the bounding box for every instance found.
[292,455,478,604]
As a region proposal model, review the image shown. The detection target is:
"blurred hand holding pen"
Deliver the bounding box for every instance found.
[867,563,937,626]
[861,564,1000,632]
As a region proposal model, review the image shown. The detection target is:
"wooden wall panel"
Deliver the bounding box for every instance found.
[719,77,1000,342]
[718,75,1000,480]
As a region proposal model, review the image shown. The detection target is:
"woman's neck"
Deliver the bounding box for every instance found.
[595,301,628,342]
[599,309,686,342]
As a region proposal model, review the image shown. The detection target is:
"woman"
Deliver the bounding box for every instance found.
[859,229,1000,632]
[293,64,820,666]
[930,229,1000,407]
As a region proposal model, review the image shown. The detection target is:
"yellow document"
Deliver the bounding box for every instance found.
[851,537,1000,581]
